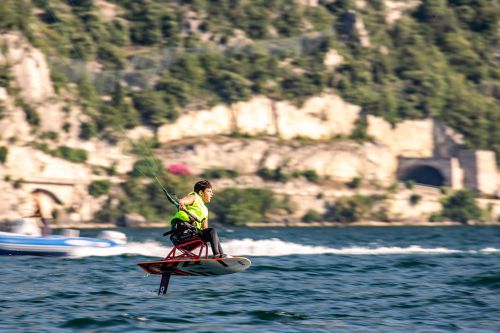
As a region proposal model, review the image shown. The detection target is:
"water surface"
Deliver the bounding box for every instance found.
[1,226,499,332]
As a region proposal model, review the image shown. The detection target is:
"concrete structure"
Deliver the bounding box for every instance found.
[458,150,498,195]
[397,149,497,196]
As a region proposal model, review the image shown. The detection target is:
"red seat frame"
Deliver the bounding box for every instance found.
[164,236,208,260]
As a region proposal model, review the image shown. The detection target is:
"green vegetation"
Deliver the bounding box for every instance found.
[16,99,40,127]
[257,167,289,183]
[0,101,5,119]
[88,180,112,197]
[428,190,484,223]
[33,142,88,164]
[409,194,422,206]
[405,180,416,190]
[302,209,323,223]
[324,194,387,223]
[40,131,59,141]
[210,188,292,225]
[0,63,12,90]
[0,146,8,164]
[441,190,483,224]
[130,158,164,178]
[1,0,494,160]
[201,167,239,179]
[13,178,24,189]
[292,169,320,183]
[53,146,88,163]
[346,177,362,189]
[95,166,194,223]
[1,1,498,224]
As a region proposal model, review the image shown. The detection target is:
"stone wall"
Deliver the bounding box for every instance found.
[458,150,498,195]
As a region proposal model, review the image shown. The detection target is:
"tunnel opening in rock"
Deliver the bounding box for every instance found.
[401,166,445,187]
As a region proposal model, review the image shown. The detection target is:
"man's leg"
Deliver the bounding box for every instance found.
[41,218,52,236]
[201,228,223,256]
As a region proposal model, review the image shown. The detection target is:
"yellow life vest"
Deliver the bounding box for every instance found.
[170,192,207,230]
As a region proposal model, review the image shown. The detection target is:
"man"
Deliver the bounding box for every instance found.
[31,190,57,236]
[169,180,226,258]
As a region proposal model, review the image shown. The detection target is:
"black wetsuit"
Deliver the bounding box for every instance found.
[200,228,223,256]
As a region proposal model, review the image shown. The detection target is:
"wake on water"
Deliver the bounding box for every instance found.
[70,238,500,258]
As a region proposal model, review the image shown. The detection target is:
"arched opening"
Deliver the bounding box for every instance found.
[32,189,62,204]
[401,165,445,187]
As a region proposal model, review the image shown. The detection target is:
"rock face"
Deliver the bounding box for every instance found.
[1,33,54,103]
[158,104,233,142]
[275,95,360,139]
[367,116,434,157]
[0,33,137,223]
[158,94,361,142]
[384,0,421,25]
[158,138,397,184]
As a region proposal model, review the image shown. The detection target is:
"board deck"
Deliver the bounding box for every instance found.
[138,257,251,276]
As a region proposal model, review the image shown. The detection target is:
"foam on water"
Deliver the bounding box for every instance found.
[70,240,167,258]
[68,238,500,258]
[222,238,463,256]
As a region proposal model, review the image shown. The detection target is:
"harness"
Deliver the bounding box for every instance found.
[164,219,201,246]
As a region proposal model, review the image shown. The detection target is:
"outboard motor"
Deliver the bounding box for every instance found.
[97,230,127,245]
[61,229,80,237]
[11,219,42,236]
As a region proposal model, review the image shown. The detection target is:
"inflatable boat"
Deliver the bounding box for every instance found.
[0,220,126,256]
[0,230,126,256]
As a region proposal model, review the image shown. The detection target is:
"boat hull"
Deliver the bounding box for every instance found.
[0,232,122,256]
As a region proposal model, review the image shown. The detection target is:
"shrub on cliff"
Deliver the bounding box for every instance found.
[257,167,289,183]
[201,167,238,179]
[53,146,88,163]
[324,194,386,223]
[0,0,32,35]
[302,209,322,223]
[210,188,280,225]
[441,190,483,224]
[292,169,320,183]
[0,146,8,164]
[130,158,164,178]
[17,99,40,127]
[132,90,178,127]
[88,180,112,197]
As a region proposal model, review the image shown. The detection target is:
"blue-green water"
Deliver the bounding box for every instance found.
[1,227,500,332]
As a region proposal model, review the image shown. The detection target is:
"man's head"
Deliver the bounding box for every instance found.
[194,179,213,203]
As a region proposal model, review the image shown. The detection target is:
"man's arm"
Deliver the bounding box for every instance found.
[177,194,196,212]
[203,218,208,229]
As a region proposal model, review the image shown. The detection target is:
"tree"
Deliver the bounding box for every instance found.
[88,180,112,197]
[132,90,177,126]
[127,0,162,45]
[441,190,483,224]
[274,3,304,37]
[209,70,252,104]
[210,188,277,225]
[0,146,8,164]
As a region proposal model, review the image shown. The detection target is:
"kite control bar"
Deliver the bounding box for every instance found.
[161,188,200,223]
